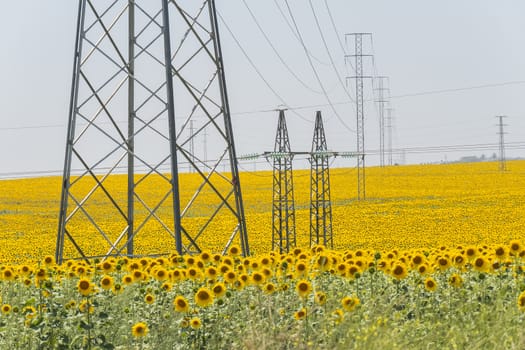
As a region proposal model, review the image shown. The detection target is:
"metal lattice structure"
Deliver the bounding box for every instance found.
[386,107,394,166]
[497,115,507,172]
[375,76,389,167]
[270,110,296,253]
[56,0,249,263]
[309,111,333,248]
[346,33,373,200]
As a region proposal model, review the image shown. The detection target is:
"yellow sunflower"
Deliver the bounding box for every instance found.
[144,293,155,305]
[391,263,408,280]
[77,278,94,296]
[448,273,463,288]
[190,317,202,329]
[263,282,276,294]
[173,296,190,313]
[517,291,525,311]
[295,279,312,299]
[294,308,307,320]
[131,322,148,337]
[99,275,114,291]
[341,296,360,312]
[424,277,438,292]
[212,282,227,298]
[194,287,214,308]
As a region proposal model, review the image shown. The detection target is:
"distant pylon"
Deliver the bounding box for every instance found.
[309,111,333,248]
[270,110,296,253]
[56,0,249,264]
[386,107,394,166]
[346,33,373,200]
[497,115,507,171]
[374,76,389,167]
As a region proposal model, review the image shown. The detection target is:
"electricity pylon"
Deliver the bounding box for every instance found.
[374,76,389,167]
[346,33,373,200]
[270,110,296,253]
[497,115,507,172]
[309,111,333,248]
[56,0,249,264]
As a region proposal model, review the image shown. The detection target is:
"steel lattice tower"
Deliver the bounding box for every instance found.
[386,107,394,166]
[56,0,249,263]
[270,110,296,253]
[497,115,507,172]
[346,33,373,200]
[374,76,389,167]
[309,111,333,248]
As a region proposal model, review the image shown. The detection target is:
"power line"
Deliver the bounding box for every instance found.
[272,0,330,67]
[390,80,525,99]
[283,0,351,131]
[308,0,356,135]
[323,0,356,74]
[3,80,525,132]
[242,0,322,94]
[217,10,312,124]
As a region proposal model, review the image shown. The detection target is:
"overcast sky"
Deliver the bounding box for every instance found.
[1,1,524,177]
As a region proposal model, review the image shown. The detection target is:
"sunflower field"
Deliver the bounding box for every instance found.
[0,160,525,349]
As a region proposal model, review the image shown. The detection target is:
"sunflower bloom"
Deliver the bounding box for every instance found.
[190,317,202,329]
[144,293,155,305]
[509,240,521,255]
[77,278,94,296]
[263,282,276,294]
[228,245,241,257]
[332,309,344,324]
[1,304,12,314]
[195,287,214,308]
[315,291,327,305]
[424,277,438,292]
[391,263,408,280]
[473,257,488,272]
[517,291,525,311]
[341,296,360,312]
[448,273,463,288]
[99,275,114,291]
[294,308,307,320]
[295,279,312,299]
[131,322,148,337]
[173,296,190,313]
[251,272,265,285]
[212,282,227,298]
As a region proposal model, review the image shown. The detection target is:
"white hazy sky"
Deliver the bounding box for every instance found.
[1,0,524,177]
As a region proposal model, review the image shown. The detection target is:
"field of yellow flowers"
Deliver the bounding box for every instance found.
[1,160,524,260]
[0,160,524,348]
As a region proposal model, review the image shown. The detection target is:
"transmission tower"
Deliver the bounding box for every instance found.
[374,76,389,167]
[346,33,373,200]
[270,110,296,253]
[497,115,507,171]
[386,107,394,166]
[56,0,249,263]
[309,111,333,248]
